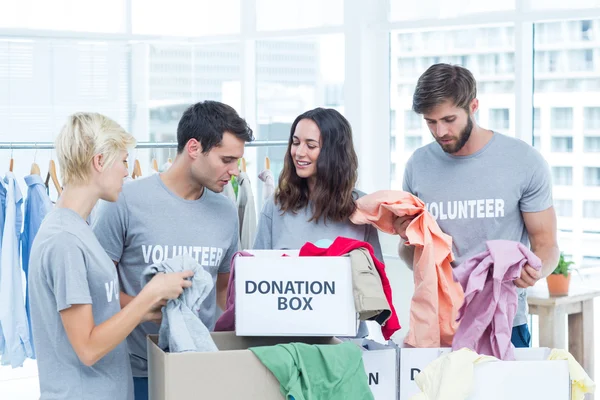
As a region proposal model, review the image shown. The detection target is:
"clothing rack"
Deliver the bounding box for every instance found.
[0,140,288,150]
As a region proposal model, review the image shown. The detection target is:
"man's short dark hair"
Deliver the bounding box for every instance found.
[177,101,254,153]
[412,63,477,115]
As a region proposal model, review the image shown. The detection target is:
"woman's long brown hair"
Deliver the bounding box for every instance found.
[275,108,358,223]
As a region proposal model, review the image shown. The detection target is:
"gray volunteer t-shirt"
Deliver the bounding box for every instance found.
[253,193,384,262]
[29,208,133,400]
[92,174,238,377]
[403,132,553,327]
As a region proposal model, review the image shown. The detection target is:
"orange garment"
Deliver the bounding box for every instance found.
[350,190,464,347]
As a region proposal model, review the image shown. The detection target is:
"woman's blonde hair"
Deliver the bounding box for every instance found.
[55,112,136,186]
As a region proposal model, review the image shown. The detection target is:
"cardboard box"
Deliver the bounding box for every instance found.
[399,347,570,400]
[235,254,358,336]
[147,333,341,400]
[355,339,400,400]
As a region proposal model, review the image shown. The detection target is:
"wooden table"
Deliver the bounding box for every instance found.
[528,285,599,399]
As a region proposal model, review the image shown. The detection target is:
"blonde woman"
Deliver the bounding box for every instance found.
[28,113,193,400]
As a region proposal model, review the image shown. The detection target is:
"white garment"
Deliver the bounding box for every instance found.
[236,172,257,250]
[222,181,236,204]
[258,169,275,201]
[0,172,34,367]
[410,348,497,400]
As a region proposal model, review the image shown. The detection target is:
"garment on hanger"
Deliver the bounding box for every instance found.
[222,181,236,204]
[258,169,275,200]
[350,190,463,347]
[21,174,53,359]
[236,171,257,250]
[0,172,34,367]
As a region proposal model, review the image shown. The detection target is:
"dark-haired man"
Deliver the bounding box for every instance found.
[393,63,559,349]
[93,101,254,399]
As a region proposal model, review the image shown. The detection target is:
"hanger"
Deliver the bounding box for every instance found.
[265,156,270,170]
[241,157,247,173]
[132,159,142,179]
[8,144,14,172]
[45,159,62,196]
[152,158,159,172]
[30,143,40,175]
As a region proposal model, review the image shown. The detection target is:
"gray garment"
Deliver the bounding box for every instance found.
[253,194,384,263]
[403,132,553,327]
[29,208,133,400]
[92,174,238,377]
[348,248,391,324]
[237,172,257,250]
[141,255,218,353]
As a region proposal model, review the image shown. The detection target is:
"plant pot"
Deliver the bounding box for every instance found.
[546,273,571,296]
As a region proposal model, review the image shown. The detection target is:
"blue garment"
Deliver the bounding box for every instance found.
[0,172,33,367]
[511,323,531,348]
[22,174,53,359]
[133,377,149,400]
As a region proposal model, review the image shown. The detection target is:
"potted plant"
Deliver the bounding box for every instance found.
[546,253,573,296]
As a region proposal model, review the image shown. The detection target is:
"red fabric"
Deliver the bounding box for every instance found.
[299,236,401,340]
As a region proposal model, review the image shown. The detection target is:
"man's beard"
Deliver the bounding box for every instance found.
[438,117,473,154]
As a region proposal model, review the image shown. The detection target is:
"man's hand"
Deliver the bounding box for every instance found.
[514,265,542,288]
[144,299,167,325]
[393,215,416,240]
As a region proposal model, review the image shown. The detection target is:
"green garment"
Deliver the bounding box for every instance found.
[249,342,374,400]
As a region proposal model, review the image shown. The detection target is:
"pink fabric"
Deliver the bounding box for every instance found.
[351,190,463,347]
[452,240,542,360]
[213,251,253,331]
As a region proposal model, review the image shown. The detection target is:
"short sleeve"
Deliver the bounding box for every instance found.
[402,157,414,194]
[43,234,92,312]
[520,151,553,213]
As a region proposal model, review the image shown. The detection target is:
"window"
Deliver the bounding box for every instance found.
[257,0,343,31]
[0,0,127,32]
[390,109,397,131]
[584,167,600,186]
[390,24,516,189]
[405,136,422,152]
[551,107,574,130]
[584,137,600,152]
[533,108,541,130]
[489,108,510,131]
[255,34,344,197]
[552,167,573,186]
[404,110,421,130]
[584,201,600,218]
[555,200,573,217]
[390,136,397,152]
[584,107,600,130]
[534,136,542,150]
[551,136,573,152]
[132,0,240,36]
[390,0,515,21]
[531,0,600,10]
